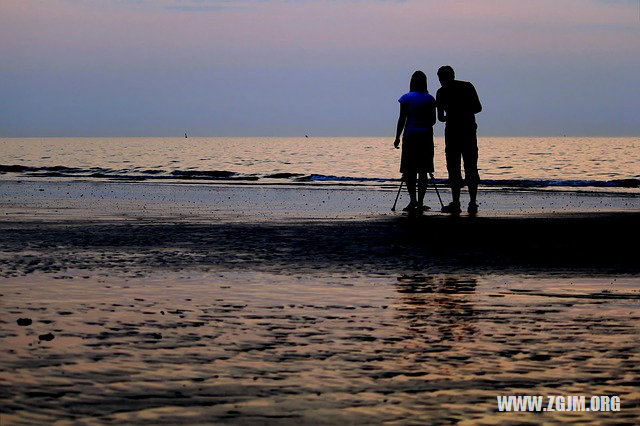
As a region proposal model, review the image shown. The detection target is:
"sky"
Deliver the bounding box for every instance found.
[1,0,639,137]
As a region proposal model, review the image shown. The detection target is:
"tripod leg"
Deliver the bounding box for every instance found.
[391,179,404,211]
[430,173,445,209]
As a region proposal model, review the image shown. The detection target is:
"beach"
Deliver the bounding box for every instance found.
[1,180,639,424]
[4,0,640,421]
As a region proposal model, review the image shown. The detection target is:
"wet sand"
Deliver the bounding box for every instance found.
[1,179,638,223]
[1,181,639,424]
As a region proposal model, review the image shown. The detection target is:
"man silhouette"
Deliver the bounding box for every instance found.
[436,66,482,214]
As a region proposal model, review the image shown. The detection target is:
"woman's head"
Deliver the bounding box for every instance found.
[410,71,428,93]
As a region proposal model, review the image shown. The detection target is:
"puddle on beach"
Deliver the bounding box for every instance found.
[1,271,639,424]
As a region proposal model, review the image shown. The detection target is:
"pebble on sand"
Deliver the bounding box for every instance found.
[17,318,33,326]
[39,333,55,341]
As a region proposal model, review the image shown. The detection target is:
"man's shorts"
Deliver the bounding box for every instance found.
[445,125,480,188]
[400,129,434,175]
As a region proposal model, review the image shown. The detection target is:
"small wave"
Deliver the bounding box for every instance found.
[2,165,113,175]
[1,164,638,188]
[25,172,68,177]
[265,173,305,179]
[299,174,397,183]
[170,170,236,179]
[167,170,259,181]
[481,178,639,189]
[41,166,86,173]
[1,165,38,173]
[89,173,146,180]
[0,164,257,181]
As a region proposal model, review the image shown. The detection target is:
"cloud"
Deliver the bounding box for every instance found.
[165,5,239,12]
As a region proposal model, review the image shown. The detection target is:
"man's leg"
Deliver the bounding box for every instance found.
[467,181,478,215]
[444,143,462,213]
[462,131,480,213]
[468,182,477,205]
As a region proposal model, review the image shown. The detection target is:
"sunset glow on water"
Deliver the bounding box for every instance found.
[1,137,638,191]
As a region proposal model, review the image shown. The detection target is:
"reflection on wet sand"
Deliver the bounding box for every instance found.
[1,271,639,424]
[395,275,477,344]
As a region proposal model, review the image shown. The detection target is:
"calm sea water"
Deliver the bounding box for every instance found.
[1,137,638,191]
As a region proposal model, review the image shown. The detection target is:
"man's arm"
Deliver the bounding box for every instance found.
[436,91,446,122]
[429,98,436,127]
[469,83,482,114]
[394,103,408,149]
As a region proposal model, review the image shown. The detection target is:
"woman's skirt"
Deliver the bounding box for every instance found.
[400,129,434,174]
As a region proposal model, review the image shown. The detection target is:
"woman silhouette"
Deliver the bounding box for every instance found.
[394,71,437,212]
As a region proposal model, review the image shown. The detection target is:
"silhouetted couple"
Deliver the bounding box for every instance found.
[394,66,482,215]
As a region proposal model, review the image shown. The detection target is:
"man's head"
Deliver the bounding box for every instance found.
[437,65,455,86]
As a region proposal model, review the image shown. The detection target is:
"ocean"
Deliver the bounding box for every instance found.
[1,137,638,192]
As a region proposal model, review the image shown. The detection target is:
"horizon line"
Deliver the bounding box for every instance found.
[2,134,639,139]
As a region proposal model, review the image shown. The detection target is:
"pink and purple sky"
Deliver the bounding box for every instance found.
[1,0,639,136]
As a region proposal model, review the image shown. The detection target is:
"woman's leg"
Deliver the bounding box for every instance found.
[417,172,428,206]
[404,172,417,205]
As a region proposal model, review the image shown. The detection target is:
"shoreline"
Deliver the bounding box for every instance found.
[1,179,638,223]
[1,176,639,194]
[1,180,638,276]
